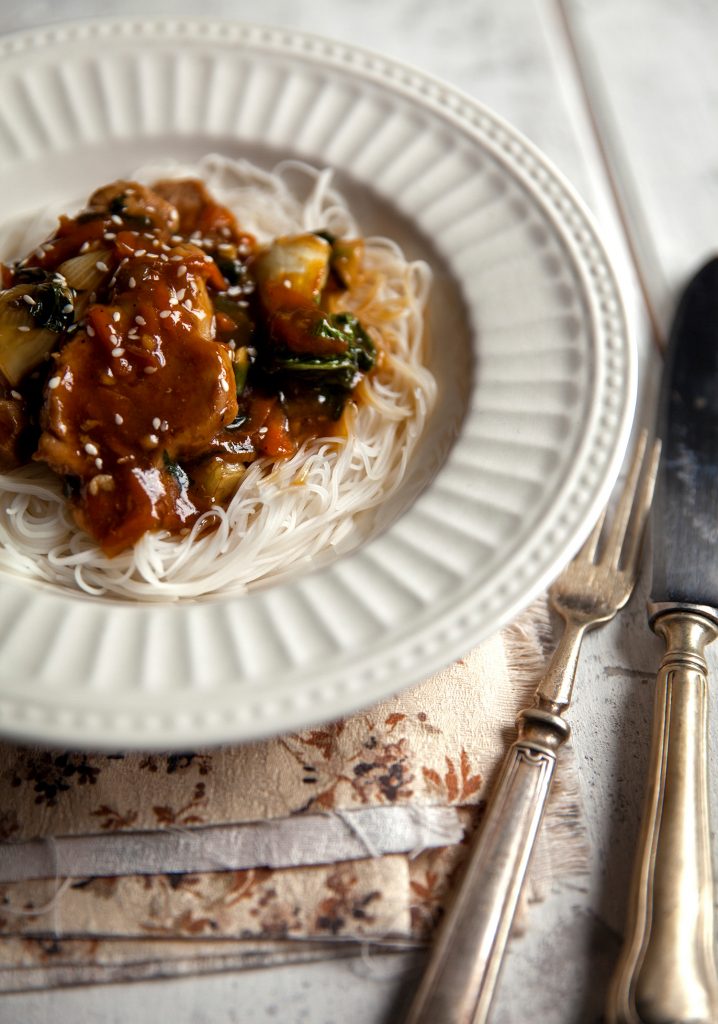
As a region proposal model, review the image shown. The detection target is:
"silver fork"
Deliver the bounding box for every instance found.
[405,430,661,1024]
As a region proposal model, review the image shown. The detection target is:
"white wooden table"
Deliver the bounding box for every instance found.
[0,0,714,1021]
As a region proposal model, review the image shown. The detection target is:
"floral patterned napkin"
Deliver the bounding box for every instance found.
[0,601,588,991]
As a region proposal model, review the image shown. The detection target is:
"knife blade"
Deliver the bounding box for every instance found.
[652,256,718,605]
[607,257,718,1024]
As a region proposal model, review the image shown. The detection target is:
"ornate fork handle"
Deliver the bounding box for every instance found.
[404,630,578,1024]
[405,434,659,1024]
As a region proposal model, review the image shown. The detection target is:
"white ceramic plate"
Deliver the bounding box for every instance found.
[0,18,634,750]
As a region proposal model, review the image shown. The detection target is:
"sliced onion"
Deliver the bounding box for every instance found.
[58,248,112,291]
[253,234,330,308]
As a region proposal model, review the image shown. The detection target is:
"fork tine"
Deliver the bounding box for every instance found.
[601,429,650,569]
[619,436,661,576]
[576,506,608,562]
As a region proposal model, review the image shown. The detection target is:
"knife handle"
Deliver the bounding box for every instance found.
[404,706,569,1024]
[607,608,718,1024]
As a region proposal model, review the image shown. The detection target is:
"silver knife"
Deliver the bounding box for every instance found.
[607,257,718,1024]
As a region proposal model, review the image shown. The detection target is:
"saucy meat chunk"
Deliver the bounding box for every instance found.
[84,180,180,235]
[35,242,237,555]
[151,178,239,240]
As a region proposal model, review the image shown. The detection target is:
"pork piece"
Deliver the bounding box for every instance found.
[83,181,180,235]
[151,178,244,242]
[35,243,238,555]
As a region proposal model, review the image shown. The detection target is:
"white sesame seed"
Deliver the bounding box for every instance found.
[227,286,241,297]
[144,366,157,375]
[111,214,123,226]
[183,299,192,310]
[111,346,124,357]
[104,232,116,241]
[18,325,30,333]
[160,420,169,431]
[86,325,95,337]
[152,417,161,430]
[88,473,115,496]
[203,255,213,263]
[112,311,121,323]
[159,310,171,319]
[147,434,159,446]
[159,253,168,262]
[95,261,109,272]
[258,426,268,436]
[135,315,146,326]
[135,249,146,257]
[10,390,22,400]
[282,279,291,289]
[176,288,185,301]
[62,303,73,314]
[129,277,136,289]
[220,377,229,392]
[177,265,187,277]
[22,294,36,306]
[95,457,103,469]
[48,376,61,389]
[114,413,124,425]
[80,241,91,253]
[84,442,99,456]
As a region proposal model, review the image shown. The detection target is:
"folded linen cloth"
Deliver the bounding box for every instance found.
[0,600,588,990]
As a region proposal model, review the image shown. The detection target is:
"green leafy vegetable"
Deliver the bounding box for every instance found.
[12,268,75,332]
[264,312,375,418]
[215,255,250,287]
